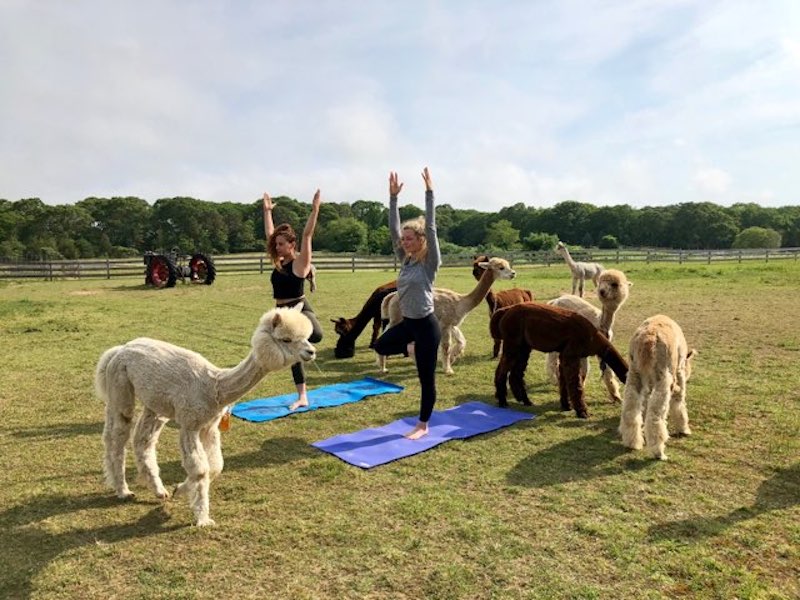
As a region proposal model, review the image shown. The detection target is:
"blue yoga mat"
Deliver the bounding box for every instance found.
[231,377,403,423]
[312,401,534,469]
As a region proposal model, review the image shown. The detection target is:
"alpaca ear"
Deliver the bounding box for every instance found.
[271,313,283,328]
[478,261,489,269]
[290,302,304,312]
[687,348,696,359]
[627,281,634,288]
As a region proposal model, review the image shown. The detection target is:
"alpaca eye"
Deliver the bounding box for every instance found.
[282,338,293,343]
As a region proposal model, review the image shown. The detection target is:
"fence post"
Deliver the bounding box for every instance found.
[351,256,355,273]
[615,249,620,263]
[707,250,711,264]
[259,256,264,274]
[106,258,111,279]
[766,250,769,263]
[738,251,742,264]
[679,250,683,264]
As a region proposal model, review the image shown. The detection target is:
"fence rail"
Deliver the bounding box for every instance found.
[1,248,798,281]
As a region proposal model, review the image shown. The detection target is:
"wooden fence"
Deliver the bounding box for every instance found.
[1,248,798,281]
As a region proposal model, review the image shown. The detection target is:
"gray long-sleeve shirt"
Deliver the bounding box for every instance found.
[390,190,441,319]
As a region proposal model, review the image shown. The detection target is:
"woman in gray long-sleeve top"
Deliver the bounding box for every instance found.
[373,167,442,439]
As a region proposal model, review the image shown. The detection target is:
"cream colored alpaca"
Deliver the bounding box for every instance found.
[377,257,516,375]
[555,241,604,297]
[619,315,695,460]
[95,305,316,526]
[546,269,631,402]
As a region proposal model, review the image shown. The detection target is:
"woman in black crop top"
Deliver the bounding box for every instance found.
[263,189,324,410]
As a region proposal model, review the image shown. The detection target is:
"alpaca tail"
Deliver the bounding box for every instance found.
[597,335,628,384]
[95,345,123,403]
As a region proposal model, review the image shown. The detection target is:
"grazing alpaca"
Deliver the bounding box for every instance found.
[491,302,628,418]
[331,280,397,358]
[472,254,534,358]
[619,315,695,460]
[555,241,604,297]
[378,257,517,374]
[95,305,316,526]
[546,269,632,401]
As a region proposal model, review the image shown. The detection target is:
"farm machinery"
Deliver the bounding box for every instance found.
[143,248,216,288]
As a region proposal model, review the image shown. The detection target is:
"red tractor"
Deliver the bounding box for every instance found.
[144,248,216,288]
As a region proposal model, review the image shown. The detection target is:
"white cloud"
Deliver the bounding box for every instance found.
[693,167,732,196]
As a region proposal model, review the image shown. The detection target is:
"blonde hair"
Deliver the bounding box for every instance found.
[401,217,428,263]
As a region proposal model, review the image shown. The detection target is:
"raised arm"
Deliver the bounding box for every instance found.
[293,189,321,278]
[388,171,405,260]
[262,193,275,240]
[421,167,441,273]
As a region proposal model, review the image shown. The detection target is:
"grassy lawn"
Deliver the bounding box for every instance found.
[0,260,798,599]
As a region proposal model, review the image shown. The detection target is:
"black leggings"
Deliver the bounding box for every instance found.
[281,299,323,385]
[373,313,441,422]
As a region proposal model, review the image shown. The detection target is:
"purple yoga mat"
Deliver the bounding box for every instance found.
[312,401,534,469]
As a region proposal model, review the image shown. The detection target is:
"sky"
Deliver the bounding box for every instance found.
[1,0,799,212]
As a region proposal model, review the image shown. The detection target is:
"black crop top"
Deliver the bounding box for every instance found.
[271,260,305,299]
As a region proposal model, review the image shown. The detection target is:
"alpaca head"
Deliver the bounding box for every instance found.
[596,269,631,308]
[331,317,356,358]
[555,241,567,253]
[252,305,316,369]
[476,257,516,281]
[472,254,491,280]
[331,317,353,337]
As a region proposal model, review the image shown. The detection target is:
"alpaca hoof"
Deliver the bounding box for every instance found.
[117,491,135,501]
[156,489,170,501]
[576,410,589,419]
[195,517,216,527]
[445,369,455,376]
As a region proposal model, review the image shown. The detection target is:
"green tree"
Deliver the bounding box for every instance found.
[669,203,738,249]
[731,226,781,249]
[319,218,368,252]
[485,219,520,250]
[598,234,620,249]
[351,200,386,231]
[367,225,392,254]
[522,231,559,251]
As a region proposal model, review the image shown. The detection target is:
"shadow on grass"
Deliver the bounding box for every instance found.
[506,427,652,488]
[5,421,104,439]
[0,492,183,599]
[648,462,800,541]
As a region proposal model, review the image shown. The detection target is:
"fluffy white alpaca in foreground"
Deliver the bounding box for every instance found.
[546,269,632,402]
[95,305,316,526]
[619,314,696,460]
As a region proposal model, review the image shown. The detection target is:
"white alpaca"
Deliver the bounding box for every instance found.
[619,315,695,460]
[555,241,604,297]
[95,305,316,526]
[377,257,516,375]
[546,269,632,402]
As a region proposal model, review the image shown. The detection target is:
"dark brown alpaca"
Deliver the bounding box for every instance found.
[472,255,534,358]
[491,302,628,418]
[332,280,397,358]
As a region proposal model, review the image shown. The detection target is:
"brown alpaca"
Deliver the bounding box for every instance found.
[331,280,397,358]
[472,254,534,358]
[491,302,628,418]
[546,269,632,402]
[378,257,517,374]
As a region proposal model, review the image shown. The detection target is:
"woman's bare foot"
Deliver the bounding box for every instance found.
[289,397,309,411]
[404,422,429,440]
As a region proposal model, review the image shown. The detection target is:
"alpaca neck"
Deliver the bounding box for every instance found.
[216,352,271,405]
[559,248,577,269]
[484,289,496,309]
[598,303,620,336]
[462,268,496,312]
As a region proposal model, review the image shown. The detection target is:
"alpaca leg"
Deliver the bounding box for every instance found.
[508,347,532,406]
[494,354,512,408]
[545,352,560,386]
[376,353,388,373]
[669,368,691,436]
[451,326,466,364]
[176,428,214,526]
[562,358,588,418]
[132,408,170,499]
[557,355,571,411]
[644,375,672,460]
[492,338,502,359]
[200,424,224,482]
[102,385,136,499]
[571,275,578,295]
[619,370,644,450]
[578,276,585,298]
[441,327,454,375]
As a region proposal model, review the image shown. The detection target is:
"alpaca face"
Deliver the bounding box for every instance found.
[331,317,353,336]
[254,307,316,367]
[596,270,630,305]
[478,258,516,281]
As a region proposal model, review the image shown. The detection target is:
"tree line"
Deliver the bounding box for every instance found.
[1,195,798,261]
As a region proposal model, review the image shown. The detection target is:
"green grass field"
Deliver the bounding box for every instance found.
[1,261,798,599]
